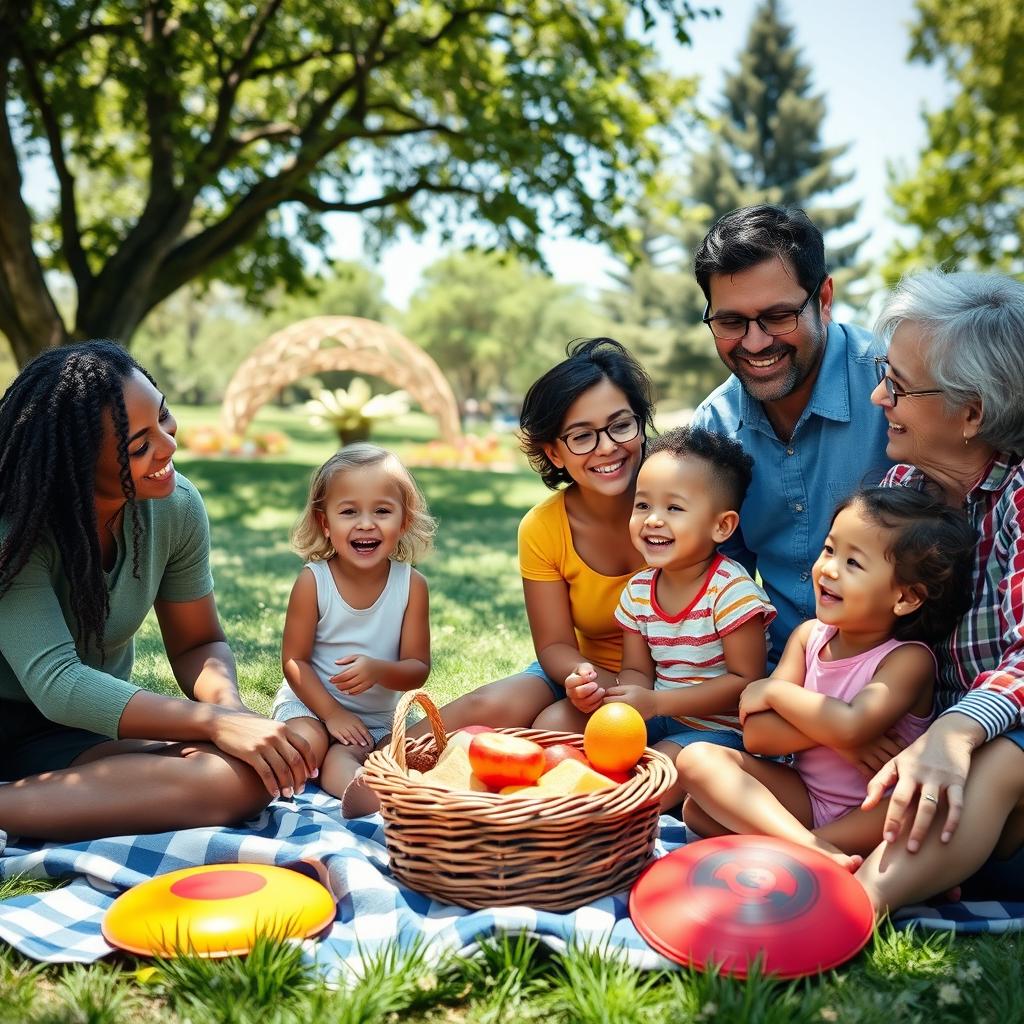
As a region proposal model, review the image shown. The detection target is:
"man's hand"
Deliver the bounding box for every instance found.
[330,655,377,696]
[604,683,658,720]
[565,662,605,713]
[208,710,318,799]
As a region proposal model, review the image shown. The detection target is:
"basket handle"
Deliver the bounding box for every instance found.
[388,689,448,773]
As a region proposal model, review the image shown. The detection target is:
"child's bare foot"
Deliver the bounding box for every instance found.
[340,770,380,818]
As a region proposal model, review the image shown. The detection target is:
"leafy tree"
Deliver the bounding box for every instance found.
[0,0,700,367]
[604,0,865,404]
[403,250,601,406]
[884,0,1023,280]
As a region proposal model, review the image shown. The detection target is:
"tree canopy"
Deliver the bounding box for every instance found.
[603,0,863,404]
[1,0,701,366]
[403,250,599,405]
[884,0,1023,280]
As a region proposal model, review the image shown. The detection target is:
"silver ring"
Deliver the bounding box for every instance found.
[922,794,939,804]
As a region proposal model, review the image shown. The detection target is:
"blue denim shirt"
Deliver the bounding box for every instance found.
[690,321,894,662]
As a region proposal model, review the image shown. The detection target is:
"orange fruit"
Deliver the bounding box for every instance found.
[584,704,647,773]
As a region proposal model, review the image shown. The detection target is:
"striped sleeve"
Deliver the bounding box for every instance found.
[615,574,648,635]
[712,568,777,637]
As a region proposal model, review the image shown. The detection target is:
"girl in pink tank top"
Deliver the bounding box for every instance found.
[675,486,976,872]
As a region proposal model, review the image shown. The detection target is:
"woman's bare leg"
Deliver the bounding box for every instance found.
[0,742,270,842]
[856,737,1024,915]
[406,673,557,738]
[677,742,862,871]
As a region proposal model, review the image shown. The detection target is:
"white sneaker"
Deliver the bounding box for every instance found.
[0,830,6,855]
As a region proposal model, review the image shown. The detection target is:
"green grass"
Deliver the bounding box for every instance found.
[3,407,1023,1021]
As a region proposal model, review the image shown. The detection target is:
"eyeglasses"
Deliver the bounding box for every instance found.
[702,276,826,341]
[873,357,944,406]
[558,414,642,456]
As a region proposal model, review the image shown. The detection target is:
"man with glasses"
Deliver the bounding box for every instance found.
[688,205,892,662]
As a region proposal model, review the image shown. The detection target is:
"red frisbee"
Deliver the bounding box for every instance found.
[629,835,874,979]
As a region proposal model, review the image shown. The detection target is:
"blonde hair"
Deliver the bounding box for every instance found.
[292,443,436,563]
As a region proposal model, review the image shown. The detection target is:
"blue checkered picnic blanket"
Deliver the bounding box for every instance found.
[0,790,1020,977]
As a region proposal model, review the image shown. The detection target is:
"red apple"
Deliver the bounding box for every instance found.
[593,767,634,785]
[455,725,495,736]
[542,743,589,775]
[468,733,546,789]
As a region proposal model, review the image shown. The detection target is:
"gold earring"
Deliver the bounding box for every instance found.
[963,433,970,446]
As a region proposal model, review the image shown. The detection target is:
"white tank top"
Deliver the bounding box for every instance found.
[273,558,412,729]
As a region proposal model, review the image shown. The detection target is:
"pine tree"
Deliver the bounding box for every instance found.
[604,0,865,405]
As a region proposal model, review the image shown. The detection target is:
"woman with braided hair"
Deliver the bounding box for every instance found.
[0,341,317,845]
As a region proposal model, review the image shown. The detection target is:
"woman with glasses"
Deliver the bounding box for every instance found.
[409,337,655,734]
[845,271,1024,914]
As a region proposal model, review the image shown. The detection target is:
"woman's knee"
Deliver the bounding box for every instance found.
[179,746,272,825]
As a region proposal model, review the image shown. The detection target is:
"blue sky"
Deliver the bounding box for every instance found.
[326,0,950,308]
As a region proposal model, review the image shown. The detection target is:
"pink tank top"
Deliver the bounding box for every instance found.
[794,621,935,811]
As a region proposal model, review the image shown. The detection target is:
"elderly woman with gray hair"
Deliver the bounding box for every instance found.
[847,269,1024,913]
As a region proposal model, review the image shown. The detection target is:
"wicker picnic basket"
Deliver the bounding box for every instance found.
[360,690,677,910]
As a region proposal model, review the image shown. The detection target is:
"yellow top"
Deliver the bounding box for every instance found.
[517,489,635,673]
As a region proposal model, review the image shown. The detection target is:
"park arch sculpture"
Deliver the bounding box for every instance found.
[220,316,462,443]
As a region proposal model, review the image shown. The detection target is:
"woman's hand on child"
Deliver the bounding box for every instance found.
[862,714,982,851]
[604,684,657,720]
[208,709,318,799]
[565,663,604,713]
[330,655,377,696]
[325,708,374,747]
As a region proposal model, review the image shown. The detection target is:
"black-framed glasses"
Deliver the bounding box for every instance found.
[873,357,944,406]
[558,414,642,456]
[702,276,826,341]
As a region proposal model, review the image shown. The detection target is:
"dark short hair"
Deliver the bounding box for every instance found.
[644,426,754,511]
[834,486,976,644]
[694,205,826,301]
[519,337,655,490]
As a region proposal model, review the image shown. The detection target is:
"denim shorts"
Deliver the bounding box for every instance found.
[999,726,1024,753]
[521,660,565,700]
[645,715,746,752]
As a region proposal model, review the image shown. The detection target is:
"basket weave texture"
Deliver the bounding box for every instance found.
[361,690,677,910]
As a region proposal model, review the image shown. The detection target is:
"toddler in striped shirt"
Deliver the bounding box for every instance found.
[575,426,776,808]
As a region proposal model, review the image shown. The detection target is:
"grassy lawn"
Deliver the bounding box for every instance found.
[2,409,1023,1022]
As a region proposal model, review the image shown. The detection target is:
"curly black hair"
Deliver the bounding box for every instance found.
[834,486,977,644]
[0,341,154,655]
[644,426,754,511]
[519,337,655,490]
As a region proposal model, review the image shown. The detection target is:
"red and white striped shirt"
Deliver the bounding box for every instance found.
[615,554,776,734]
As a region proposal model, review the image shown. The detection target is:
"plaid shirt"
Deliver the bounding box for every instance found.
[884,453,1024,740]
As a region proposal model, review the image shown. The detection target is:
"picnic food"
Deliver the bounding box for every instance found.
[419,745,489,791]
[467,732,546,789]
[542,743,590,773]
[583,703,647,773]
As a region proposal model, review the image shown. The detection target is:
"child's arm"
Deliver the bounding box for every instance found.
[282,569,372,745]
[753,643,935,750]
[597,629,657,716]
[330,570,431,694]
[741,621,816,755]
[605,615,769,721]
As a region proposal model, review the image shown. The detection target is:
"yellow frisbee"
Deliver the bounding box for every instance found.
[101,863,336,958]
